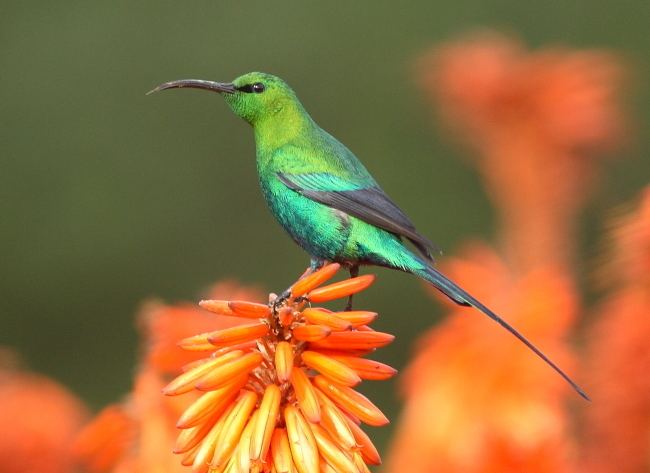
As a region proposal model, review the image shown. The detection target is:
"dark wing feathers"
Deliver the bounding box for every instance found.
[277,172,437,261]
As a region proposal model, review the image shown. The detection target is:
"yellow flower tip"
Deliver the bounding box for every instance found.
[274,341,294,383]
[307,274,376,303]
[290,262,341,298]
[271,428,296,473]
[228,300,271,319]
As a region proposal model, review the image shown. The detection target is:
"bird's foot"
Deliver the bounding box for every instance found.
[344,266,359,311]
[271,288,292,314]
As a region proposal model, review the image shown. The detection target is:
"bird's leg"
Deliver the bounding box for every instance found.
[273,258,327,313]
[309,257,327,272]
[344,265,359,311]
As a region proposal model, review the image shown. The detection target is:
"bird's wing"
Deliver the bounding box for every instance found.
[276,172,437,261]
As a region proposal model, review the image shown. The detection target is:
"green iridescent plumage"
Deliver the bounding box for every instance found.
[149,71,588,400]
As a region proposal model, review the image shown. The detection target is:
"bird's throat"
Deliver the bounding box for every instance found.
[253,103,315,151]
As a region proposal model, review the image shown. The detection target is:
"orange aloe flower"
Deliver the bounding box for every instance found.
[418,31,625,274]
[164,263,394,473]
[385,244,578,473]
[0,351,88,473]
[581,188,650,473]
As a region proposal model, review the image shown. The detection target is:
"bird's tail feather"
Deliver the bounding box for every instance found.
[418,265,590,401]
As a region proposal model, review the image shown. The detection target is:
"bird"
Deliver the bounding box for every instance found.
[148,71,589,400]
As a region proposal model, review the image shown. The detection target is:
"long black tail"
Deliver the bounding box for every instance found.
[418,264,590,401]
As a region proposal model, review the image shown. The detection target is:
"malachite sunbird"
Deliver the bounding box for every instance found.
[149,72,588,400]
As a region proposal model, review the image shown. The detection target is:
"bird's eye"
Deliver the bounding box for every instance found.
[235,83,266,94]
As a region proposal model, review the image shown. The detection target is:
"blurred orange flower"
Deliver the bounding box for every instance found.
[0,352,88,473]
[582,188,650,473]
[141,281,266,374]
[164,263,392,473]
[73,280,264,473]
[386,243,578,472]
[419,31,626,273]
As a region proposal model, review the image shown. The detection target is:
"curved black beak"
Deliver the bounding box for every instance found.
[146,79,236,96]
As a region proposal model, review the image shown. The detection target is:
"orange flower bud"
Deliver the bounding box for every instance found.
[328,355,397,381]
[291,263,341,298]
[307,275,376,303]
[162,351,244,396]
[302,308,352,331]
[301,351,361,387]
[207,323,269,347]
[228,300,271,318]
[195,352,263,391]
[292,324,331,342]
[309,330,394,350]
[331,310,378,327]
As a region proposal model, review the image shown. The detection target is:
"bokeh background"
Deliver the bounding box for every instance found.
[2,1,649,470]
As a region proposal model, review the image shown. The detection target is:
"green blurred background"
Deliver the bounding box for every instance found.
[2,0,648,450]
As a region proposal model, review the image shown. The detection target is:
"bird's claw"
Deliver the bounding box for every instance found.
[272,288,292,313]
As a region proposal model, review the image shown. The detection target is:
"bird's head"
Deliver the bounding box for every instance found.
[148,72,300,125]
